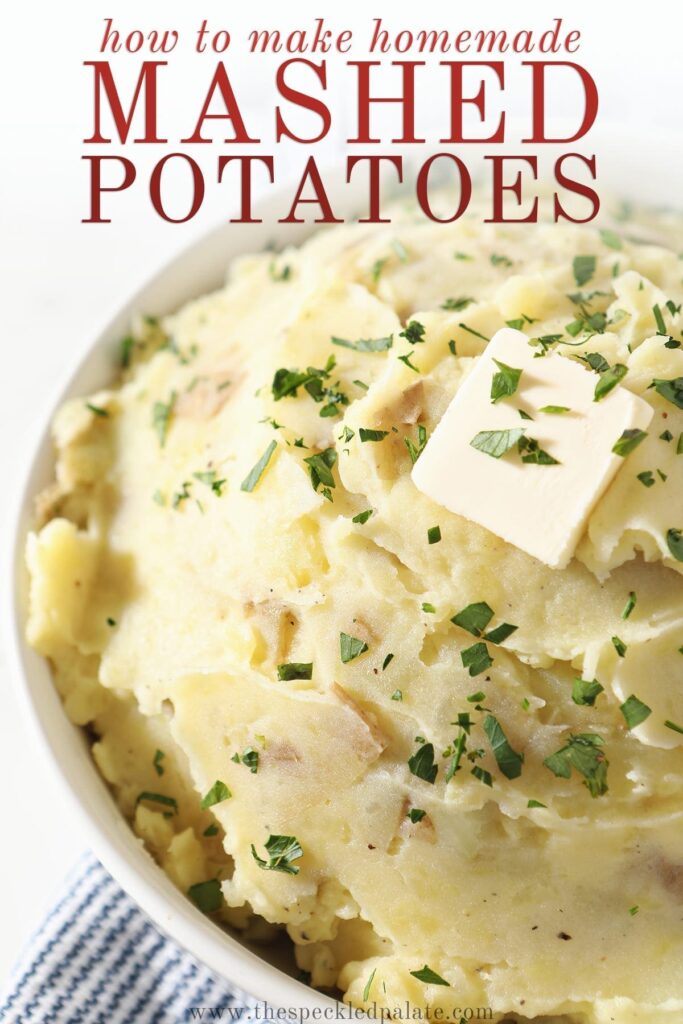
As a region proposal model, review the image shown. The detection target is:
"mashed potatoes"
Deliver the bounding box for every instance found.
[26,206,683,1023]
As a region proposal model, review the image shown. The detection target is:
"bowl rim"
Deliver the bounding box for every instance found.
[3,181,371,1012]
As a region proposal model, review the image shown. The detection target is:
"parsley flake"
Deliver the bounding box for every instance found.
[544,733,608,797]
[470,428,525,459]
[331,335,393,352]
[409,966,450,986]
[483,715,524,779]
[461,641,493,677]
[427,525,441,544]
[491,360,523,403]
[359,428,389,442]
[152,392,176,447]
[408,742,438,784]
[612,429,647,456]
[620,695,652,730]
[188,879,224,913]
[666,528,683,562]
[572,678,604,706]
[352,509,374,525]
[340,632,369,663]
[622,591,637,619]
[200,780,231,810]
[399,321,425,345]
[649,377,683,409]
[153,749,165,777]
[251,834,303,875]
[451,602,494,637]
[595,363,627,401]
[612,636,627,657]
[277,663,313,681]
[573,255,596,287]
[241,441,277,492]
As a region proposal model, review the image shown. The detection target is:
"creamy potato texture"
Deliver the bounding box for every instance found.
[26,208,683,1023]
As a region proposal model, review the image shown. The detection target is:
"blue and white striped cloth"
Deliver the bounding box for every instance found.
[0,854,258,1024]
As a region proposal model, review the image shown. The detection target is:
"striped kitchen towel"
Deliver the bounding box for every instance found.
[0,853,261,1024]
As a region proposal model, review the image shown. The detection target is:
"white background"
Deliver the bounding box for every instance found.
[0,0,680,984]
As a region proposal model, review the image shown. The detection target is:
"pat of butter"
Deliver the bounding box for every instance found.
[412,327,653,569]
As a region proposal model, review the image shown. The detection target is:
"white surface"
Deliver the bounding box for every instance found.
[412,328,654,568]
[0,0,681,988]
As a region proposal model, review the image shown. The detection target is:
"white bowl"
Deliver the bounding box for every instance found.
[7,134,683,1009]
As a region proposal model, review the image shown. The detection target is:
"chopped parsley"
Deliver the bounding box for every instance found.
[573,255,596,287]
[408,808,426,823]
[491,359,523,403]
[612,636,627,657]
[666,528,683,562]
[193,470,226,496]
[331,335,393,352]
[637,471,655,488]
[599,229,622,251]
[483,715,524,779]
[470,428,525,459]
[471,765,493,787]
[422,602,436,613]
[352,509,374,524]
[152,392,176,447]
[622,591,637,619]
[359,428,389,442]
[664,720,683,736]
[527,799,547,809]
[408,742,438,784]
[405,424,428,463]
[398,353,420,373]
[409,966,450,986]
[268,261,291,282]
[582,352,610,373]
[484,622,517,644]
[277,663,313,681]
[620,695,652,730]
[362,969,376,1002]
[427,525,441,544]
[399,320,425,345]
[340,632,369,663]
[383,653,394,670]
[451,602,494,637]
[441,297,474,311]
[86,402,109,418]
[240,441,277,492]
[303,447,337,500]
[594,363,627,401]
[120,335,134,368]
[203,824,219,837]
[271,356,348,416]
[649,377,683,409]
[136,791,178,814]
[518,436,560,465]
[572,678,604,706]
[652,304,667,335]
[540,405,570,414]
[390,689,402,701]
[240,748,259,773]
[491,253,513,268]
[543,733,608,797]
[153,749,165,777]
[251,834,303,875]
[188,879,224,913]
[612,429,647,457]
[461,641,493,677]
[200,780,231,810]
[458,323,490,342]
